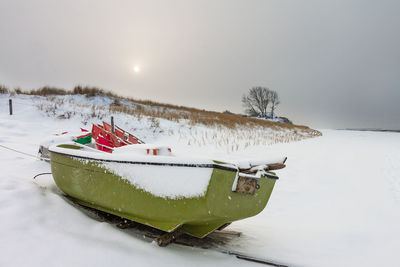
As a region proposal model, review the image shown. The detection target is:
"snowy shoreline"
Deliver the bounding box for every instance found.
[341,128,400,133]
[1,95,399,267]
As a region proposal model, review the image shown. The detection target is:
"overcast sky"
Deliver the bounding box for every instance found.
[0,0,399,129]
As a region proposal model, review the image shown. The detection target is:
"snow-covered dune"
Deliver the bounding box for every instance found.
[1,94,399,266]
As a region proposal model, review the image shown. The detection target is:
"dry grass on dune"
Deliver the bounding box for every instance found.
[0,84,10,94]
[24,85,119,98]
[108,103,320,135]
[5,84,321,137]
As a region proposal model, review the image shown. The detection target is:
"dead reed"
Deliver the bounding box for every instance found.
[7,84,320,137]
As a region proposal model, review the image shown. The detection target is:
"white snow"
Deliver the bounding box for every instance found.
[1,94,400,267]
[102,162,213,199]
[113,144,172,156]
[49,143,217,166]
[232,157,287,169]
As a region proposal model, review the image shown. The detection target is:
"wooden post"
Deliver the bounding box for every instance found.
[111,116,115,133]
[9,99,12,115]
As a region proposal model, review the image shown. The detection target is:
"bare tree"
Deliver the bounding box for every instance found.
[241,87,272,117]
[269,90,280,118]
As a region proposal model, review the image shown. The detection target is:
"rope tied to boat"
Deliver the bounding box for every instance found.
[0,144,52,179]
[0,144,40,159]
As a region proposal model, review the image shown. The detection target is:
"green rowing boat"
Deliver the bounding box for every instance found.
[49,143,284,239]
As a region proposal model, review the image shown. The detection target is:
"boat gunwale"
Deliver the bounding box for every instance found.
[49,149,238,172]
[49,148,279,179]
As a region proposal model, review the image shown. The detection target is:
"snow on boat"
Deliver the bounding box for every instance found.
[48,122,286,240]
[38,129,92,160]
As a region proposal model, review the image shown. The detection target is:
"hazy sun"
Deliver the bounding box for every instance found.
[133,65,140,73]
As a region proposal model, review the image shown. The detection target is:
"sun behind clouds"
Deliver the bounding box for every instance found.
[133,65,140,73]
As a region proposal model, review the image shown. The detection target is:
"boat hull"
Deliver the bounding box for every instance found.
[50,149,277,238]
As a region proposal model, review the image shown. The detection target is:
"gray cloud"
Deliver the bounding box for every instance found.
[0,0,399,129]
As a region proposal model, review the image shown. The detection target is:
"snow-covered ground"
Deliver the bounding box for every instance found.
[1,95,399,266]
